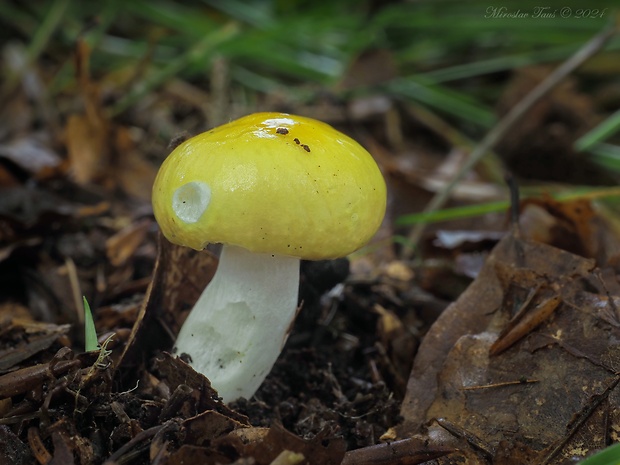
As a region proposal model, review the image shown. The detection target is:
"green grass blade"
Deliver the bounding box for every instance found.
[417,45,590,83]
[124,0,219,34]
[575,109,620,152]
[396,201,510,225]
[396,186,620,225]
[27,0,71,63]
[577,443,620,465]
[386,77,496,128]
[587,143,620,172]
[201,0,273,26]
[83,297,99,352]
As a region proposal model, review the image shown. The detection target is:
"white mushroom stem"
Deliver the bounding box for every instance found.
[174,244,300,403]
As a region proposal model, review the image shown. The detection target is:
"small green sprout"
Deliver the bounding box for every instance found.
[83,296,99,352]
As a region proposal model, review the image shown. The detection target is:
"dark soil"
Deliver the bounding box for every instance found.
[0,224,426,464]
[234,259,405,450]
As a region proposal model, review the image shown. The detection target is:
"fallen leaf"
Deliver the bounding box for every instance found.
[521,194,596,258]
[116,233,218,374]
[0,135,62,176]
[105,219,151,267]
[0,322,70,371]
[183,409,247,446]
[398,228,620,463]
[219,423,346,465]
[65,40,110,187]
[65,113,109,186]
[153,353,248,425]
[113,126,157,200]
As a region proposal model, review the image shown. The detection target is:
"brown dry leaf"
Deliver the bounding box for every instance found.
[219,422,346,465]
[165,444,232,465]
[183,409,247,446]
[75,201,110,218]
[398,228,620,463]
[383,260,415,282]
[95,303,140,335]
[521,195,596,258]
[105,219,151,267]
[0,321,70,371]
[116,233,218,373]
[113,126,157,200]
[65,40,157,201]
[157,412,248,463]
[65,112,109,186]
[65,40,111,186]
[153,353,248,425]
[0,302,32,322]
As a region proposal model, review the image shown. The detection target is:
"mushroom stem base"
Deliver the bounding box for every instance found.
[173,244,300,403]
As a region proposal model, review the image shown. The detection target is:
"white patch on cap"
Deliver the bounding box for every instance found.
[172,181,211,223]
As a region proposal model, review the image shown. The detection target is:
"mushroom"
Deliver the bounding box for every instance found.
[152,112,386,402]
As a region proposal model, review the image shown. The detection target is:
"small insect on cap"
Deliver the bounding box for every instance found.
[152,112,387,260]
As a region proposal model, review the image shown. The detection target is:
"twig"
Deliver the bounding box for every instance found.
[434,417,494,460]
[401,21,619,259]
[460,379,538,391]
[102,421,177,464]
[505,172,520,229]
[341,436,454,465]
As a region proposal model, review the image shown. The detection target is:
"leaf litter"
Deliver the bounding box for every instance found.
[399,203,620,463]
[1,11,620,465]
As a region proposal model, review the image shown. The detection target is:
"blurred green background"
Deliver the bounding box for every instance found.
[1,0,619,225]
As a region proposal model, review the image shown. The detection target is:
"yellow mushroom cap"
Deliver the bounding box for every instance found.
[152,112,386,260]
